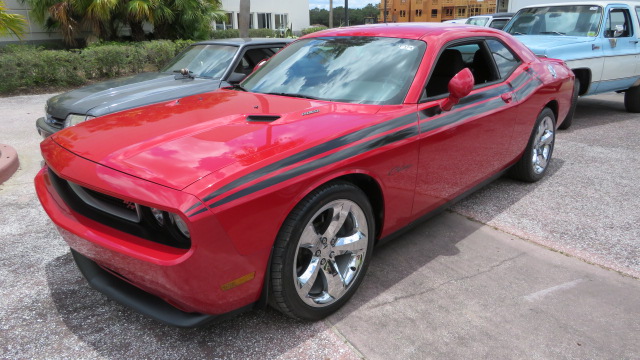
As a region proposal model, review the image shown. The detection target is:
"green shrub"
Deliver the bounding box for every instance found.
[248,28,277,38]
[0,39,192,95]
[210,29,240,39]
[301,26,328,36]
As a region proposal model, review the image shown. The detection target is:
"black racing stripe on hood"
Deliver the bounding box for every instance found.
[206,125,420,210]
[200,112,418,204]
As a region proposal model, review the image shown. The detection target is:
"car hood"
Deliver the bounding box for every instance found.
[50,90,382,190]
[514,35,595,55]
[46,72,223,119]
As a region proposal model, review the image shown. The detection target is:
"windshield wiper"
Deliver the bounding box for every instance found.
[173,69,195,79]
[265,92,319,100]
[540,31,566,36]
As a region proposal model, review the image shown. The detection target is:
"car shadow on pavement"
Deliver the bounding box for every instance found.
[567,96,636,131]
[45,253,356,359]
[327,159,564,322]
[44,163,564,357]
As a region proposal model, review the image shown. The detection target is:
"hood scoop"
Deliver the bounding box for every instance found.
[247,115,281,122]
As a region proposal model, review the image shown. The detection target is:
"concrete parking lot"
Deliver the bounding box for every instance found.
[1,93,638,359]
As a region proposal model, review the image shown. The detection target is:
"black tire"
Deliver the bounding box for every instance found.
[509,108,556,182]
[624,85,640,113]
[270,181,375,321]
[559,77,579,130]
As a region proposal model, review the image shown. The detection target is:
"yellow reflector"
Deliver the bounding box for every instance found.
[221,272,255,291]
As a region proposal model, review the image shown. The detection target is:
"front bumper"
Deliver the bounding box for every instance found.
[36,116,60,139]
[70,249,251,327]
[34,141,271,324]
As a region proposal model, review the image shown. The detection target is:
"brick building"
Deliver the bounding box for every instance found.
[379,0,508,23]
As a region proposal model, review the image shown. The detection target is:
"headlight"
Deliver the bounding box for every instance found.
[64,114,96,128]
[170,213,190,239]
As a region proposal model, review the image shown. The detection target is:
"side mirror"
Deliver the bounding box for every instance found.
[253,59,268,72]
[227,72,246,84]
[440,68,474,111]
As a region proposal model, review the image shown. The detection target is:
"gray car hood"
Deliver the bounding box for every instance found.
[47,72,224,119]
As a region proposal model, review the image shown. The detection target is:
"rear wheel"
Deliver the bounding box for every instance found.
[509,108,556,182]
[624,85,640,113]
[270,181,374,320]
[559,77,579,130]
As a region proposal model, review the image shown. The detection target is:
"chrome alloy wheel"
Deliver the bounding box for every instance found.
[293,199,369,307]
[532,114,554,174]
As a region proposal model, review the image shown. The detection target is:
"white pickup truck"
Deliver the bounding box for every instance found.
[504,1,640,128]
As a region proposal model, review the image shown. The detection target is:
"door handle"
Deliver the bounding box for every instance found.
[501,92,513,103]
[631,39,639,44]
[592,44,601,50]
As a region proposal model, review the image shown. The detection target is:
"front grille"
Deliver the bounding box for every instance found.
[45,114,64,129]
[48,168,190,249]
[67,182,141,223]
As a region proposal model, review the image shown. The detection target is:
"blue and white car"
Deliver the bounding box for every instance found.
[504,1,640,128]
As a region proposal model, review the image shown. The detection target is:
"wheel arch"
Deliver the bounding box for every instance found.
[544,99,559,122]
[571,68,591,95]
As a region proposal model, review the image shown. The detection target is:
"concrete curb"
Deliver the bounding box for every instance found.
[0,144,19,185]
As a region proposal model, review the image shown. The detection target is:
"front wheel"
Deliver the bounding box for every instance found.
[624,85,640,113]
[509,108,556,182]
[270,181,375,320]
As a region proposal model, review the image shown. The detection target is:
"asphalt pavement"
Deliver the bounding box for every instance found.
[0,93,638,359]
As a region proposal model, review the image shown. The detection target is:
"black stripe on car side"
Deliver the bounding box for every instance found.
[188,72,537,215]
[199,112,418,204]
[205,125,420,210]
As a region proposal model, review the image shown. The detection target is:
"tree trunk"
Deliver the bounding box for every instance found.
[239,0,250,38]
[130,21,145,42]
[329,0,333,27]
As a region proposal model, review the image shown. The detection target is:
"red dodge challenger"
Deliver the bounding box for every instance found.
[35,24,574,326]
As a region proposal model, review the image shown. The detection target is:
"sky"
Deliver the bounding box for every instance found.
[309,0,376,10]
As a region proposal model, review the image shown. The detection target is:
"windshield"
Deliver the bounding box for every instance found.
[241,37,426,105]
[505,5,603,37]
[161,44,237,78]
[466,17,489,26]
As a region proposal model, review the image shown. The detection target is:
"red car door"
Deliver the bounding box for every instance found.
[411,38,525,218]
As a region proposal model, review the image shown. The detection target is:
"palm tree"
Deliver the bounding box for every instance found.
[238,0,249,37]
[0,0,27,39]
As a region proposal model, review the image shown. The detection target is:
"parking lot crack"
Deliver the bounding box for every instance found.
[369,253,524,310]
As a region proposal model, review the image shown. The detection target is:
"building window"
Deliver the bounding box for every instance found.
[400,10,407,17]
[215,12,234,30]
[416,9,423,17]
[469,5,481,16]
[257,13,272,29]
[456,7,466,17]
[431,9,438,18]
[444,7,453,17]
[487,7,496,13]
[274,13,288,30]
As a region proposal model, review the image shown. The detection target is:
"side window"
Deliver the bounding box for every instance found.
[424,41,500,99]
[486,39,521,79]
[636,7,640,24]
[235,48,275,75]
[605,8,632,38]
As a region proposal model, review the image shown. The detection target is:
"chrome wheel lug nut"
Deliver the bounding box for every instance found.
[321,237,327,245]
[329,251,335,258]
[315,250,321,256]
[320,258,326,265]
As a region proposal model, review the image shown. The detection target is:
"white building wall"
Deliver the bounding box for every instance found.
[0,0,63,43]
[219,0,310,32]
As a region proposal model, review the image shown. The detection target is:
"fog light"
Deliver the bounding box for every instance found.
[150,208,164,225]
[170,213,190,238]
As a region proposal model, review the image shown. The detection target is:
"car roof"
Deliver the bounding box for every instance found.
[518,1,637,8]
[193,38,294,46]
[303,23,505,40]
